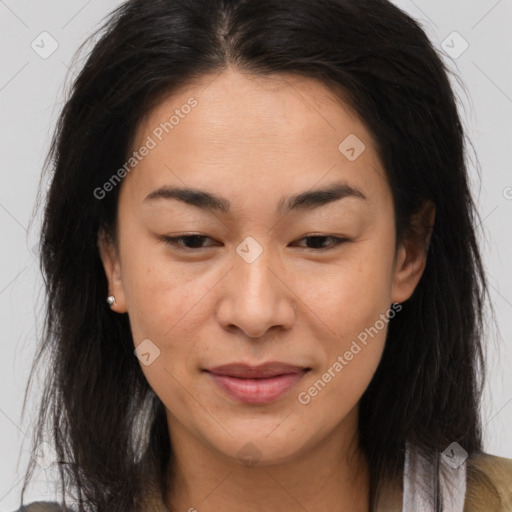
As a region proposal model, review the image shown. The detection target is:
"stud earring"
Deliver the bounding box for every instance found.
[107,295,116,306]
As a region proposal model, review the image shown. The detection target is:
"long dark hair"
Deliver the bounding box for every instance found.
[20,0,491,510]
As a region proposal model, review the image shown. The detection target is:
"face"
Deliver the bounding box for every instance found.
[99,67,430,467]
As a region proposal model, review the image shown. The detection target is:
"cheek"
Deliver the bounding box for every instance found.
[300,296,391,420]
[299,242,394,391]
[125,262,206,409]
[298,246,394,330]
[123,253,219,402]
[120,241,208,339]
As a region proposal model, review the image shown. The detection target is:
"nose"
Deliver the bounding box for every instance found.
[215,242,296,339]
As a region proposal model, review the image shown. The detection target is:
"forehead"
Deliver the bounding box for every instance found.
[123,67,389,211]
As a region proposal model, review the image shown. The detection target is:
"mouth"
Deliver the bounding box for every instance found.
[204,362,311,404]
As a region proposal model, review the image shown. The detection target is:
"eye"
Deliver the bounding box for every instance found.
[160,234,218,250]
[291,235,350,250]
[159,234,350,252]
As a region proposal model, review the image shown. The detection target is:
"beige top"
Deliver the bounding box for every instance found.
[14,452,512,512]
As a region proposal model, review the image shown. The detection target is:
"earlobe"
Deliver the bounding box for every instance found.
[97,229,127,313]
[391,201,435,304]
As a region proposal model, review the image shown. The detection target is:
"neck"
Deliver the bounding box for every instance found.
[165,406,370,512]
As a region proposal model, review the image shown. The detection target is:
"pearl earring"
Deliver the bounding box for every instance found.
[106,295,116,306]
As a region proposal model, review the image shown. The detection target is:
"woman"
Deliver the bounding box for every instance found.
[16,0,512,511]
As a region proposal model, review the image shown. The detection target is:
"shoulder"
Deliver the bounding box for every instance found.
[11,501,76,512]
[465,452,512,512]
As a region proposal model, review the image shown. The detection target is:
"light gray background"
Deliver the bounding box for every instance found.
[1,0,511,509]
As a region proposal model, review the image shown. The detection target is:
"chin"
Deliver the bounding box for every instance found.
[206,424,313,468]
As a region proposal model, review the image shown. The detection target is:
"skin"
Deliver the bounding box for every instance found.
[98,66,434,512]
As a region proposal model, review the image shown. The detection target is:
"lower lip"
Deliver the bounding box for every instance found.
[207,371,307,404]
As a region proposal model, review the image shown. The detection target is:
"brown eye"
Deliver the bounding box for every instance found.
[292,235,349,250]
[161,235,217,250]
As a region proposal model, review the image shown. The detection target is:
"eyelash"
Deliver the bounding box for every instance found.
[160,234,350,252]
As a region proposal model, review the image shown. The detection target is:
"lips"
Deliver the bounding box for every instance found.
[208,362,308,378]
[205,362,310,404]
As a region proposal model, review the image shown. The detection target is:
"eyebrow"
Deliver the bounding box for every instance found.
[144,181,367,214]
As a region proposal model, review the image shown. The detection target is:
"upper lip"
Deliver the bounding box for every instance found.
[206,362,310,379]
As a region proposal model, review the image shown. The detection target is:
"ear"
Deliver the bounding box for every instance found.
[391,201,436,304]
[97,229,127,313]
